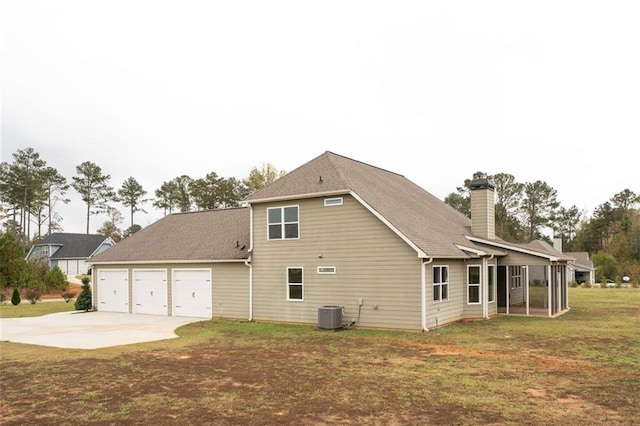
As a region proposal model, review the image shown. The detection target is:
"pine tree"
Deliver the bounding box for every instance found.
[11,287,21,306]
[74,277,92,311]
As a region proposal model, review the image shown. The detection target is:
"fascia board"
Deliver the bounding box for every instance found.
[466,236,559,261]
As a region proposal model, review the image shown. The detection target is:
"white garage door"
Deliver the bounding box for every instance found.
[172,269,212,318]
[97,269,129,313]
[133,269,168,315]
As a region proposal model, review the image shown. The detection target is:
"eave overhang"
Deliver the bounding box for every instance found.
[466,236,560,261]
[88,258,248,266]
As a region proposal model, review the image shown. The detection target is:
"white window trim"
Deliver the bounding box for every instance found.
[287,266,304,302]
[267,205,300,240]
[324,197,343,206]
[509,265,526,289]
[467,265,481,305]
[433,265,449,302]
[317,266,336,274]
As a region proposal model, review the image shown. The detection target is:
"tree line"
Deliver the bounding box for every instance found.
[444,172,640,282]
[0,147,285,244]
[1,147,638,283]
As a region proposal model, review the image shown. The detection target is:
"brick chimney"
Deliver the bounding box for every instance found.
[470,177,496,240]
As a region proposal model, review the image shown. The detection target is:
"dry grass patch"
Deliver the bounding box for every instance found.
[1,288,638,425]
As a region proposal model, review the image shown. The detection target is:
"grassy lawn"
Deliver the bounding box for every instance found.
[0,300,77,318]
[1,288,638,425]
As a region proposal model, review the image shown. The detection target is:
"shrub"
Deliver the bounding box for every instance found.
[24,288,41,304]
[11,287,21,305]
[61,292,77,303]
[45,266,68,293]
[74,277,92,311]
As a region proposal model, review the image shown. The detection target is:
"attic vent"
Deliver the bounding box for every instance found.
[324,198,343,207]
[317,266,336,274]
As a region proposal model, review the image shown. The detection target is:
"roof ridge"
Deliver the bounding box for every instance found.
[169,206,248,217]
[325,151,405,178]
[324,152,349,188]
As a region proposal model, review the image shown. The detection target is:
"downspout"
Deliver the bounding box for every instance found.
[246,205,254,321]
[421,257,433,331]
[245,259,253,321]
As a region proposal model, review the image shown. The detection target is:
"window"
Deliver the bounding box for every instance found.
[324,197,343,206]
[488,265,495,302]
[433,266,449,302]
[509,265,523,288]
[317,266,336,274]
[468,265,481,304]
[268,206,299,240]
[287,267,303,301]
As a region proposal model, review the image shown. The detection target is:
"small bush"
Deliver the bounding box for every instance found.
[11,288,21,305]
[61,292,77,303]
[45,266,69,293]
[74,277,92,311]
[24,288,41,304]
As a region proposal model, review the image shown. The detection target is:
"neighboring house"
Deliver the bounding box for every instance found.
[565,252,595,285]
[26,233,115,275]
[542,238,595,285]
[89,151,571,330]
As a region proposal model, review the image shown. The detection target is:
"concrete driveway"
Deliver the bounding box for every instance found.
[0,311,204,349]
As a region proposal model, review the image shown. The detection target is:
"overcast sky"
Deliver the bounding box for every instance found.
[1,1,638,235]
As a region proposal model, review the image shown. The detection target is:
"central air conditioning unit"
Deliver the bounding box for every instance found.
[317,305,343,330]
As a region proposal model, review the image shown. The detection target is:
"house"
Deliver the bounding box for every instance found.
[552,239,595,285]
[565,252,595,285]
[26,233,115,275]
[88,151,571,330]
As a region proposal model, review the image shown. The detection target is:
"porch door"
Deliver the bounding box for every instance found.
[497,266,508,312]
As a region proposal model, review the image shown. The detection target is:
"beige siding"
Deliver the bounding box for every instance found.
[425,261,465,328]
[251,196,423,330]
[211,263,250,319]
[93,262,249,319]
[499,251,550,266]
[470,188,495,240]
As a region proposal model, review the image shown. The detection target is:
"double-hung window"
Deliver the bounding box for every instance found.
[433,266,449,302]
[468,265,481,304]
[268,206,299,240]
[287,267,303,301]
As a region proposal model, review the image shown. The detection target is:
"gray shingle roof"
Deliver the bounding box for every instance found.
[564,251,594,270]
[37,233,110,259]
[521,240,575,261]
[245,151,478,258]
[89,207,250,263]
